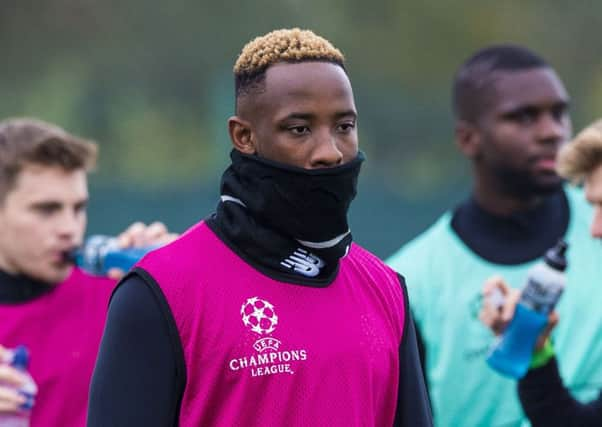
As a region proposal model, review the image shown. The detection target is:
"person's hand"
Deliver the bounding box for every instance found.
[106,222,178,279]
[0,345,28,414]
[479,276,558,350]
[116,221,178,248]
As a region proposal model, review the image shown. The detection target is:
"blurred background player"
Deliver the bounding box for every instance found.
[479,118,602,427]
[386,46,602,425]
[0,118,175,426]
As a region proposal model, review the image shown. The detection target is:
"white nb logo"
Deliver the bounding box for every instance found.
[280,248,325,277]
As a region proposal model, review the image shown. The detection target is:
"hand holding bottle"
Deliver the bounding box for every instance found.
[480,240,567,379]
[105,221,178,278]
[114,221,178,251]
[0,345,37,426]
[0,345,28,414]
[480,277,559,352]
[72,221,178,278]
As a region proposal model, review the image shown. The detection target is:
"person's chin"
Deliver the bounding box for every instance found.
[533,175,564,195]
[40,265,73,285]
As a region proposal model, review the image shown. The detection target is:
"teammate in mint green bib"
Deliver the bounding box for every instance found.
[387,45,602,426]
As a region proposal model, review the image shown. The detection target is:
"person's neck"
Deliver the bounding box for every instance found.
[472,181,545,217]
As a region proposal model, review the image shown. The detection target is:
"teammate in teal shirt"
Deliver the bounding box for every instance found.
[387,45,602,426]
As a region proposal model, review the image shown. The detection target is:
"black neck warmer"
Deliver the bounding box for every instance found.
[206,150,364,286]
[0,269,52,303]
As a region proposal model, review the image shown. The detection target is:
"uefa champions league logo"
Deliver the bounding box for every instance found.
[229,296,308,377]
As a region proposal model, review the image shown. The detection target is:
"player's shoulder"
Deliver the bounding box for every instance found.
[564,185,593,218]
[346,243,403,290]
[347,244,407,321]
[386,212,453,267]
[348,243,393,272]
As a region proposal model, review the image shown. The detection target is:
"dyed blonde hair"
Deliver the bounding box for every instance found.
[557,119,602,183]
[233,28,345,100]
[0,118,97,200]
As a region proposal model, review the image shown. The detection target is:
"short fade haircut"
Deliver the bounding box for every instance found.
[452,45,550,122]
[557,119,602,183]
[233,28,345,108]
[0,118,97,201]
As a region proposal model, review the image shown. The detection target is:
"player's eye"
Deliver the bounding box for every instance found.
[336,121,356,133]
[289,125,310,136]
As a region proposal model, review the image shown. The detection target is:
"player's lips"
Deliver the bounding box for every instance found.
[534,157,557,171]
[50,252,66,263]
[51,247,76,263]
[530,152,558,172]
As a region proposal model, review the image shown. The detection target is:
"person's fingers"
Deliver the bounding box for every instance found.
[163,233,179,244]
[106,268,125,280]
[0,365,25,388]
[145,222,168,238]
[549,312,559,329]
[478,308,498,330]
[535,311,559,350]
[480,276,514,335]
[501,288,521,323]
[481,310,507,335]
[0,386,26,413]
[479,299,507,335]
[140,222,169,246]
[116,221,176,248]
[482,275,508,297]
[116,222,147,248]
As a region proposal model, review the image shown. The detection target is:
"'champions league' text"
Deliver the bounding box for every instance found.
[229,349,308,377]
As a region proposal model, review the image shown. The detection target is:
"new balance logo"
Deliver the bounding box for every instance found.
[280,248,325,277]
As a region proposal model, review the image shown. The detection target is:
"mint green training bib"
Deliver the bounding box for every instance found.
[387,187,602,427]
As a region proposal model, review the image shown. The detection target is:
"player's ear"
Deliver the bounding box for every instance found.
[455,120,482,159]
[229,116,256,154]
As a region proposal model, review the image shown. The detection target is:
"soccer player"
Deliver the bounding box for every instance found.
[480,119,602,427]
[88,29,433,426]
[0,118,174,426]
[386,45,602,426]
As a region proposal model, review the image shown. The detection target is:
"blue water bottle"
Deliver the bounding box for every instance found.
[0,346,37,427]
[486,240,568,379]
[73,235,155,276]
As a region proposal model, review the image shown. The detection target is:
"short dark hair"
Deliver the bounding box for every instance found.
[233,28,346,110]
[452,45,549,122]
[0,118,97,201]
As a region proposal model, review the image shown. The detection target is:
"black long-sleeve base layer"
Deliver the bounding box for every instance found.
[87,270,432,426]
[395,277,433,426]
[87,273,185,427]
[518,358,602,427]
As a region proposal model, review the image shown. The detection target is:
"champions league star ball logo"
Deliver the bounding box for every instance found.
[241,297,278,336]
[230,296,308,376]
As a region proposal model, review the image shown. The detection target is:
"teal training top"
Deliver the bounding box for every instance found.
[386,187,602,427]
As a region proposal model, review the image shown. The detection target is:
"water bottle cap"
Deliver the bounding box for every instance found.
[544,239,568,271]
[12,345,30,370]
[76,235,117,275]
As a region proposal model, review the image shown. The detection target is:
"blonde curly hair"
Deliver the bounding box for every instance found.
[557,119,602,183]
[234,28,345,99]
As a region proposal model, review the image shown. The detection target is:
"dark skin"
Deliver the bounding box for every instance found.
[228,61,359,169]
[455,67,571,216]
